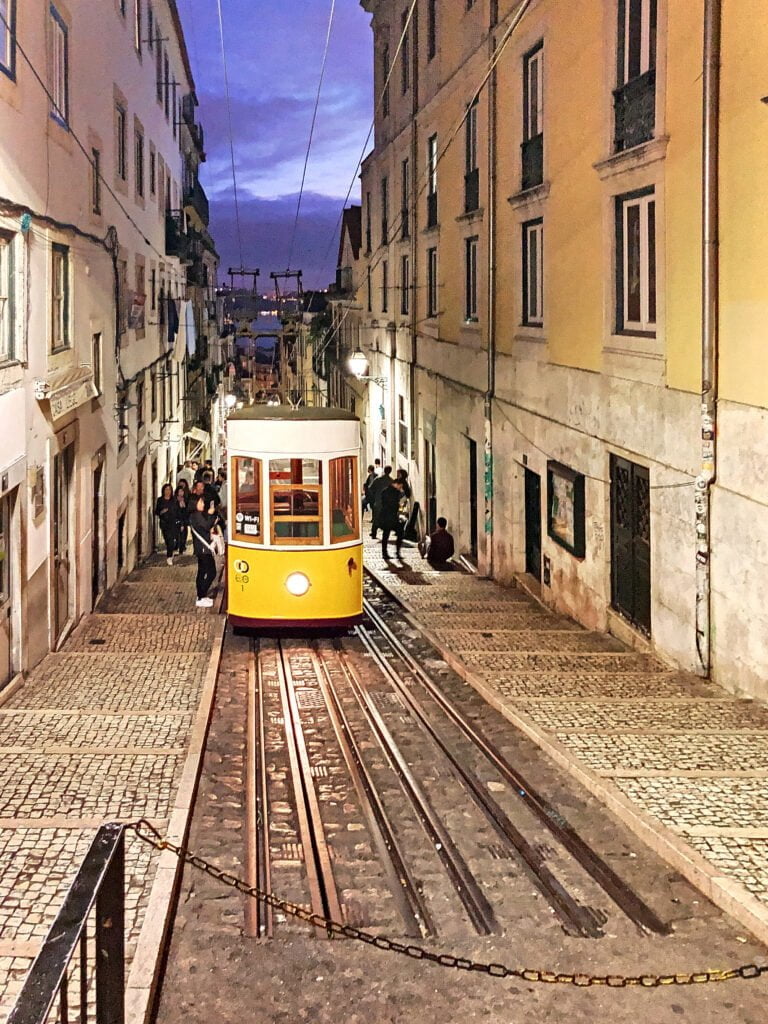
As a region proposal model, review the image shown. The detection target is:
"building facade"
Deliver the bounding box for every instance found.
[0,0,218,686]
[355,0,768,699]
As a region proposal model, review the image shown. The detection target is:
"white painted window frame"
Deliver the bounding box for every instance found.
[522,219,544,327]
[620,191,655,333]
[50,7,68,124]
[620,0,653,85]
[524,45,543,141]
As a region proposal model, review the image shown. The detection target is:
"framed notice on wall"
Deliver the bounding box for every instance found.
[547,461,586,558]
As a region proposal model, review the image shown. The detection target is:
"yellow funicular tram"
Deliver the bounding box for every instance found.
[226,406,363,628]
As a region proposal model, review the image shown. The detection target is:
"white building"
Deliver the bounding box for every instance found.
[0,0,217,685]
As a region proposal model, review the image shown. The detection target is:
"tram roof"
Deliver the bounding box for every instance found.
[227,405,358,422]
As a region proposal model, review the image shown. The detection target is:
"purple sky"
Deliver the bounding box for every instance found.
[177,0,373,289]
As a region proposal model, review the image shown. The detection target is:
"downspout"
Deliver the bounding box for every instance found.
[694,0,721,676]
[409,5,419,484]
[484,28,498,578]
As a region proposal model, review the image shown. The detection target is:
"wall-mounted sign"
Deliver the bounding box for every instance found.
[547,460,586,558]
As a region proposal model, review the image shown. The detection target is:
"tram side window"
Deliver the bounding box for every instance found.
[233,457,262,542]
[269,458,323,544]
[329,457,359,543]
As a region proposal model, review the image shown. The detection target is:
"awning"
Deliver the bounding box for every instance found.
[183,426,210,460]
[34,366,97,421]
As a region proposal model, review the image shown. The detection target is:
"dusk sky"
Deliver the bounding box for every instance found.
[177,1,373,289]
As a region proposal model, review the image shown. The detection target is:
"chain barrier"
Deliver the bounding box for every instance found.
[130,820,767,989]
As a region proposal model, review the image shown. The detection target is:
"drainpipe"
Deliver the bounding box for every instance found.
[484,28,498,578]
[694,0,721,676]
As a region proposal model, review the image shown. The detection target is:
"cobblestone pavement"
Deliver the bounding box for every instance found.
[364,538,768,938]
[0,553,220,1019]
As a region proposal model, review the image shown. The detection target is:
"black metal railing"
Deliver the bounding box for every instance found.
[521,132,544,191]
[426,190,438,229]
[8,823,126,1024]
[165,212,191,259]
[464,167,479,213]
[614,69,655,152]
[183,178,210,226]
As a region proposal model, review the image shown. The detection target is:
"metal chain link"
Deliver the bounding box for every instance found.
[130,820,766,989]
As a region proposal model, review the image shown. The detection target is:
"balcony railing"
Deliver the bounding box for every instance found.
[7,824,127,1024]
[184,177,210,226]
[614,69,656,152]
[426,190,438,229]
[464,167,479,213]
[165,212,191,259]
[521,132,544,191]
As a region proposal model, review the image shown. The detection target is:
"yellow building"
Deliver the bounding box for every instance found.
[356,0,768,698]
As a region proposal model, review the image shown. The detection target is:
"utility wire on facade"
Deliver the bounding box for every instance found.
[216,0,245,268]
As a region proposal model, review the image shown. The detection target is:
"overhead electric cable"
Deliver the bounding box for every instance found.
[216,0,245,268]
[286,0,337,270]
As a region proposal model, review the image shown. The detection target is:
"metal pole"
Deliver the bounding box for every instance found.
[695,0,721,676]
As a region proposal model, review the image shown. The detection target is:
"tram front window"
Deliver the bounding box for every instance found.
[330,457,359,542]
[232,457,261,542]
[269,458,323,544]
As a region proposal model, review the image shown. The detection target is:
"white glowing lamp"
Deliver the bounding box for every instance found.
[224,393,237,410]
[348,348,369,378]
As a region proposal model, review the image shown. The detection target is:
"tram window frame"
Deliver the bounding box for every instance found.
[269,457,324,546]
[329,456,359,544]
[232,456,262,543]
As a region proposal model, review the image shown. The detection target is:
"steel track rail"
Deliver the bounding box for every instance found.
[244,641,260,938]
[311,641,435,939]
[362,595,671,936]
[356,622,604,939]
[337,643,498,936]
[275,640,343,937]
[254,641,274,937]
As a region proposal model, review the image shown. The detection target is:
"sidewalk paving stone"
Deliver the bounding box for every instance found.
[364,537,768,938]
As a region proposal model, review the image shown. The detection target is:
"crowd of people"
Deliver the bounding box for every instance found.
[154,459,227,608]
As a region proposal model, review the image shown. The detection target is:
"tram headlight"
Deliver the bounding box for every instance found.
[285,572,311,597]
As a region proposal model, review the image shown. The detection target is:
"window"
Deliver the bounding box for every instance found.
[0,231,14,363]
[51,243,69,350]
[381,176,389,245]
[398,395,409,457]
[616,189,655,333]
[400,254,410,316]
[427,133,438,227]
[382,44,390,117]
[522,218,543,326]
[136,377,145,428]
[465,236,478,321]
[365,191,372,253]
[1,0,16,79]
[134,0,142,53]
[163,52,170,117]
[400,158,410,239]
[50,7,69,125]
[92,331,102,395]
[329,457,359,543]
[117,393,128,450]
[91,148,101,214]
[269,458,322,545]
[381,260,389,313]
[367,267,372,313]
[135,129,144,197]
[522,43,544,189]
[232,457,262,542]
[464,99,479,212]
[427,247,438,318]
[172,81,177,139]
[615,0,657,151]
[401,10,410,94]
[150,367,157,418]
[118,258,128,335]
[150,267,157,311]
[119,0,126,16]
[149,144,156,196]
[156,39,163,102]
[116,105,127,180]
[147,4,153,50]
[427,0,436,61]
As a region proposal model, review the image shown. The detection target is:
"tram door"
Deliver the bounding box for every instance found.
[92,463,104,607]
[524,468,542,581]
[468,438,478,560]
[136,457,146,560]
[0,492,13,687]
[53,445,75,642]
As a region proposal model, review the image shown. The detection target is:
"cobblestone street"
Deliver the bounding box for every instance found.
[364,539,768,943]
[0,555,223,1020]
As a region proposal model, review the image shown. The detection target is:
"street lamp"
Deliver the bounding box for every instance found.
[224,393,238,410]
[347,348,388,387]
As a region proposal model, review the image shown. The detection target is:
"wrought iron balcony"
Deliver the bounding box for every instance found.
[464,167,480,214]
[521,132,544,191]
[614,69,656,152]
[184,177,210,226]
[165,212,193,260]
[426,190,438,229]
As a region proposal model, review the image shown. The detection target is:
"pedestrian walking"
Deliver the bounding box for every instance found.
[174,484,190,555]
[420,516,455,567]
[380,477,406,560]
[373,458,383,476]
[368,465,392,539]
[362,464,376,516]
[189,495,219,607]
[395,467,412,499]
[154,484,178,565]
[176,461,195,489]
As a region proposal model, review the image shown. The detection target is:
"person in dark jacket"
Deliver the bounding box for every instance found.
[423,517,455,567]
[361,464,376,516]
[174,484,190,555]
[380,478,405,560]
[189,495,219,607]
[368,465,392,539]
[155,484,178,565]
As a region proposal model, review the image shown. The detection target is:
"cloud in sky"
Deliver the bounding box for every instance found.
[178,0,373,286]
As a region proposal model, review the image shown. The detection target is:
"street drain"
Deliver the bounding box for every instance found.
[89,638,106,645]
